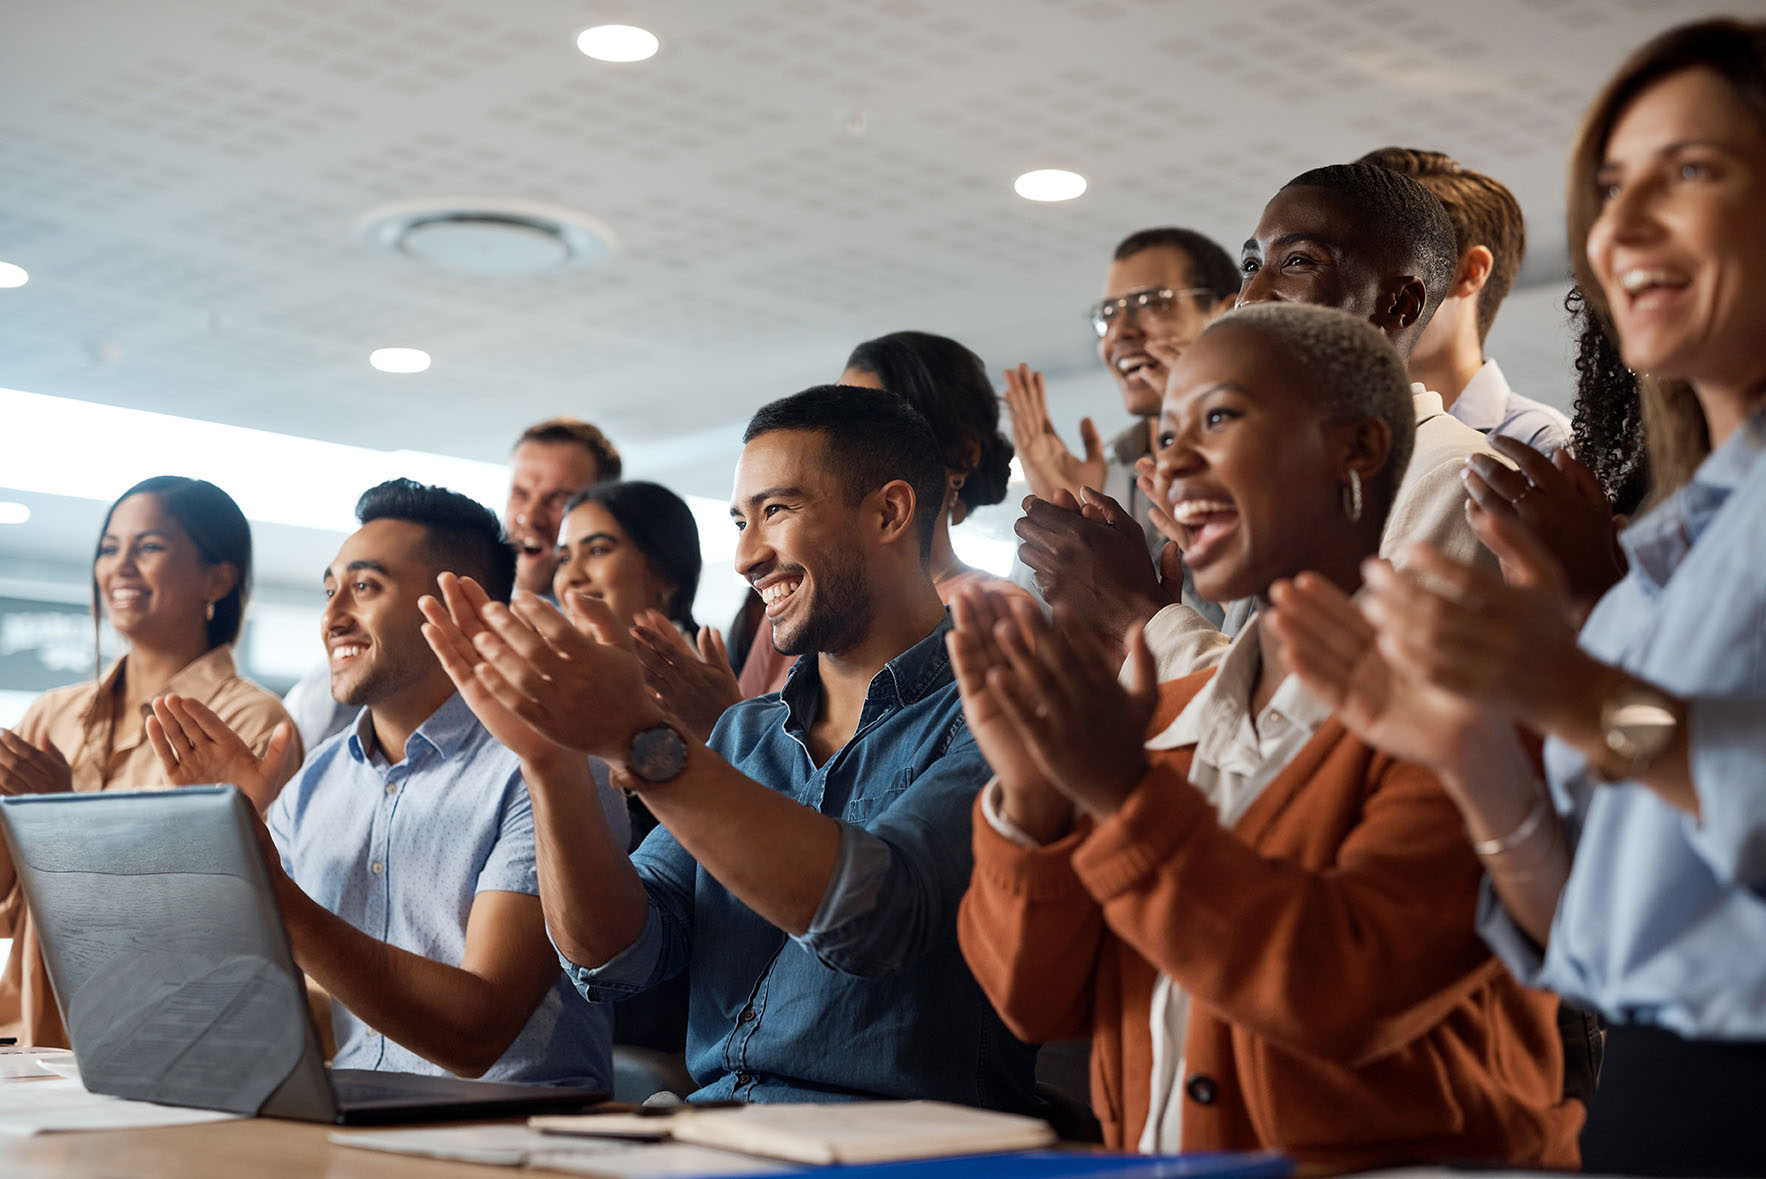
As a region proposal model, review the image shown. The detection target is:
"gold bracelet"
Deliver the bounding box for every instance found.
[1470,792,1550,857]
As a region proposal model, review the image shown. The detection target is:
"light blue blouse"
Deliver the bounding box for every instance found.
[1479,405,1766,1039]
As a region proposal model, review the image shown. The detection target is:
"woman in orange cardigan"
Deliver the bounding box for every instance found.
[951,303,1580,1169]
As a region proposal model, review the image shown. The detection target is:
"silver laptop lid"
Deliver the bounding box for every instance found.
[0,787,333,1116]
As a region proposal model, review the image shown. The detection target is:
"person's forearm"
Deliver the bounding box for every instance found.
[275,885,528,1077]
[1439,721,1571,947]
[522,753,651,969]
[630,741,842,938]
[0,842,17,903]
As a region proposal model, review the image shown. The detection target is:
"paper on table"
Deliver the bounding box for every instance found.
[331,1126,797,1177]
[0,1077,244,1135]
[0,1047,73,1079]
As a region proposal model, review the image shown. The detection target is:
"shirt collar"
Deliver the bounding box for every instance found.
[777,614,956,729]
[79,644,239,728]
[346,690,477,765]
[1621,402,1766,591]
[1146,616,1329,753]
[1448,359,1509,432]
[1410,384,1447,422]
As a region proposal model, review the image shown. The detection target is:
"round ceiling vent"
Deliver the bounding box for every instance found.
[354,197,617,278]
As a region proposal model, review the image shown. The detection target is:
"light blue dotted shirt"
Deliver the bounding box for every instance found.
[266,691,618,1086]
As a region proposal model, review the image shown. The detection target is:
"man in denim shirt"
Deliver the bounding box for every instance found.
[423,386,1039,1110]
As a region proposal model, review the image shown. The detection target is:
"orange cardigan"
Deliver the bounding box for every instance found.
[958,672,1581,1170]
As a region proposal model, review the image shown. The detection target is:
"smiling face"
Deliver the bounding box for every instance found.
[505,440,604,595]
[1151,324,1371,603]
[1239,186,1426,356]
[94,493,233,651]
[552,501,677,630]
[1098,246,1223,417]
[321,518,447,709]
[730,429,873,658]
[1586,68,1766,396]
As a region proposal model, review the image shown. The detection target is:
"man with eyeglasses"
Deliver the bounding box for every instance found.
[1004,227,1240,643]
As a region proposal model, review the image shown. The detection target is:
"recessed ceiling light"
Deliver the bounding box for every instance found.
[1014,169,1087,202]
[369,348,431,374]
[0,262,28,288]
[0,501,29,525]
[577,24,659,62]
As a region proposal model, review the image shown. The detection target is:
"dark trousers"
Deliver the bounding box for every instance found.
[1580,1022,1766,1177]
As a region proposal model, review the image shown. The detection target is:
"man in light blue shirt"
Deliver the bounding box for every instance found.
[1358,147,1572,455]
[155,478,619,1086]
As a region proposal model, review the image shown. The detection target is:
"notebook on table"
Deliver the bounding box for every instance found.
[0,786,606,1124]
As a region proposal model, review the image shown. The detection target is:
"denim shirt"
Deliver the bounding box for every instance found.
[561,616,1039,1109]
[1478,406,1766,1038]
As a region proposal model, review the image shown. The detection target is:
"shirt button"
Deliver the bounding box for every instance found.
[738,1006,756,1023]
[385,783,397,796]
[735,1072,753,1086]
[370,862,385,875]
[1185,1075,1217,1106]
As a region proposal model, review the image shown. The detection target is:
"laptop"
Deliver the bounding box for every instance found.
[0,786,607,1124]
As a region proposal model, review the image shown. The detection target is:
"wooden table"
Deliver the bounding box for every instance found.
[2,1115,522,1178]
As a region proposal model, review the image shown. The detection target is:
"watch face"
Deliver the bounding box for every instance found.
[1605,692,1677,763]
[630,724,687,784]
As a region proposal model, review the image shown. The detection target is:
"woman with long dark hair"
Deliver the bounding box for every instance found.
[0,476,298,1047]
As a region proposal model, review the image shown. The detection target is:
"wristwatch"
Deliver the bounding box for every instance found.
[626,722,689,787]
[1596,681,1678,781]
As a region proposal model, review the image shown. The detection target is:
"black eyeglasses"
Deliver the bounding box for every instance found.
[1088,286,1212,338]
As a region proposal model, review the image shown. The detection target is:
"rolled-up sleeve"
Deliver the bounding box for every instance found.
[797,729,989,977]
[1683,692,1766,887]
[559,821,697,1002]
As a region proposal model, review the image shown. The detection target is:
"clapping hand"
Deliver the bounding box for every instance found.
[0,729,71,797]
[631,613,742,741]
[1015,488,1172,662]
[951,584,1157,821]
[947,588,1073,843]
[421,576,663,764]
[1462,436,1624,622]
[1002,364,1107,504]
[144,696,295,813]
[1360,504,1583,720]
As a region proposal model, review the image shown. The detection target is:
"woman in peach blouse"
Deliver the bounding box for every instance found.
[0,476,298,1047]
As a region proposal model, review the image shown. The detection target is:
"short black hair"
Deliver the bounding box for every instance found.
[355,478,516,603]
[844,331,1013,515]
[742,385,945,561]
[1356,146,1526,343]
[1281,163,1459,321]
[1112,227,1241,305]
[563,480,702,631]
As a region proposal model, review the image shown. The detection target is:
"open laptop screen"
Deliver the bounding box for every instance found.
[0,787,329,1114]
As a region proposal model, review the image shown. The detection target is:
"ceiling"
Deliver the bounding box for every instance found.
[0,0,1742,597]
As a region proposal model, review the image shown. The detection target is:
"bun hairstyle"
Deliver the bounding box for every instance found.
[843,330,1014,515]
[93,476,253,651]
